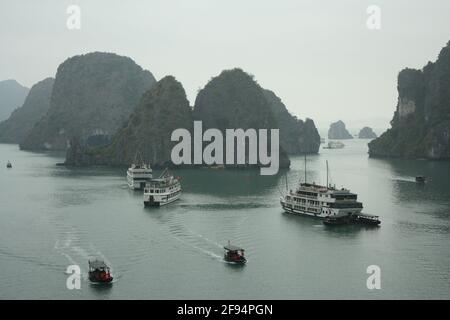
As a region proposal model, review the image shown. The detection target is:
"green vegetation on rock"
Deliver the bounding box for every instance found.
[65,67,322,170]
[358,127,377,139]
[65,76,193,167]
[193,68,291,168]
[369,40,450,159]
[264,89,320,154]
[328,120,353,139]
[20,52,156,151]
[0,78,54,144]
[0,79,29,121]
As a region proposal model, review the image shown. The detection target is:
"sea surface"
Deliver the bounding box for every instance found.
[1,140,450,299]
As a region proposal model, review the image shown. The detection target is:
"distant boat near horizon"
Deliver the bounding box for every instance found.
[6,161,12,168]
[322,141,345,149]
[280,158,379,227]
[415,176,427,184]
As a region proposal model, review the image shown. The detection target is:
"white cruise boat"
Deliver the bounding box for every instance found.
[280,160,363,218]
[323,141,345,149]
[143,169,181,207]
[127,153,152,190]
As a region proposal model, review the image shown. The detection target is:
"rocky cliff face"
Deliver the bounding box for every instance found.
[328,120,353,139]
[20,52,156,151]
[263,90,320,154]
[0,79,29,121]
[65,68,323,170]
[65,76,193,167]
[358,127,377,139]
[0,78,54,144]
[193,68,290,168]
[369,41,450,159]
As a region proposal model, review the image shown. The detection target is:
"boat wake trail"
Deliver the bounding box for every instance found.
[158,218,224,261]
[393,176,416,183]
[170,234,223,261]
[179,202,271,210]
[54,228,114,281]
[185,228,223,250]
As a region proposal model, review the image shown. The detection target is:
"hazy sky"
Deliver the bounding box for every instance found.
[1,0,450,132]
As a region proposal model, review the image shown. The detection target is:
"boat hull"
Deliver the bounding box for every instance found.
[88,273,113,283]
[323,215,380,227]
[144,192,181,207]
[224,256,247,264]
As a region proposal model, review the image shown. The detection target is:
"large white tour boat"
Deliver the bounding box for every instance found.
[143,169,181,207]
[280,160,363,218]
[127,153,153,190]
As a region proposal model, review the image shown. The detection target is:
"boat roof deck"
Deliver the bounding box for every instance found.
[89,260,108,269]
[224,244,244,251]
[296,183,354,195]
[146,178,179,187]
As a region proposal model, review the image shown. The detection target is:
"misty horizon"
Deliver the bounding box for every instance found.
[1,0,450,131]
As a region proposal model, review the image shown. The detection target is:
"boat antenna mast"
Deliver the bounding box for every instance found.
[326,160,329,190]
[134,151,144,165]
[304,153,307,184]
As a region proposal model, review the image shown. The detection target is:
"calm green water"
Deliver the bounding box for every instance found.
[1,140,450,299]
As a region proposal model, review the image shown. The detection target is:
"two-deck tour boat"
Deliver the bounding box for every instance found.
[280,158,380,226]
[281,160,363,218]
[224,242,246,264]
[143,168,181,207]
[88,260,113,283]
[127,152,152,190]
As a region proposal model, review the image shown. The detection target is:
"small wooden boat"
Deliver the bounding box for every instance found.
[224,242,246,264]
[6,161,12,168]
[323,141,345,149]
[351,213,381,226]
[323,213,380,226]
[415,176,426,184]
[88,260,113,283]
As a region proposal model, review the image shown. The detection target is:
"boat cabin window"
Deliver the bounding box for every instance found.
[329,202,362,209]
[331,194,357,200]
[297,191,318,197]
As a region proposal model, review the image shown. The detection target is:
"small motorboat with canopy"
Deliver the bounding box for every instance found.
[224,242,246,264]
[415,176,426,184]
[88,259,113,283]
